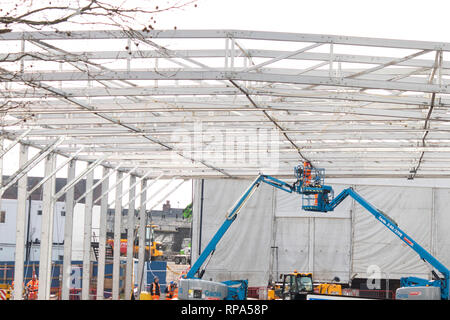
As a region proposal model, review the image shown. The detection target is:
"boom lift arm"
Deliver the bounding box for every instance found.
[186,174,295,280]
[182,163,450,300]
[326,187,450,300]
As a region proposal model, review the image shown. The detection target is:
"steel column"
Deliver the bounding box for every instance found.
[37,152,56,300]
[124,175,136,300]
[112,171,123,300]
[0,136,2,186]
[136,178,147,297]
[96,167,110,300]
[13,144,28,300]
[61,159,76,300]
[0,136,2,229]
[81,170,94,300]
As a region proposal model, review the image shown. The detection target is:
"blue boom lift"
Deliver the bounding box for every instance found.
[178,162,450,300]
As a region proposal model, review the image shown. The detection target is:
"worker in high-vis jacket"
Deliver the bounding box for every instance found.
[165,281,178,300]
[25,271,39,300]
[303,161,312,186]
[149,276,161,300]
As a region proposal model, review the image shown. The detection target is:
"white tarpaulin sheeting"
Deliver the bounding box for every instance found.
[435,188,450,261]
[192,179,450,287]
[351,186,433,279]
[192,180,275,285]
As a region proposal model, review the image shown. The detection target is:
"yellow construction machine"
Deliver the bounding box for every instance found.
[315,282,342,295]
[0,284,11,300]
[268,271,342,300]
[106,224,164,260]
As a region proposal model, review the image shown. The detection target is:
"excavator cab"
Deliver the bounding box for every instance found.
[280,272,314,300]
[145,224,164,260]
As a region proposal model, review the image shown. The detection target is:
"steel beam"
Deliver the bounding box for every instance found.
[3,30,450,180]
[121,173,164,209]
[53,156,107,201]
[0,137,64,197]
[5,49,450,71]
[94,166,138,205]
[13,69,444,94]
[346,49,431,79]
[107,167,140,207]
[75,162,123,203]
[27,147,84,197]
[142,180,186,213]
[410,51,443,179]
[4,30,450,53]
[115,170,154,209]
[243,43,322,72]
[135,178,177,212]
[0,129,32,159]
[9,74,232,178]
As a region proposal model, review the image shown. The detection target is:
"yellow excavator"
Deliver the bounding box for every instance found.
[268,271,342,300]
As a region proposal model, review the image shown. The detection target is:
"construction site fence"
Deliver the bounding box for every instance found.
[0,261,168,300]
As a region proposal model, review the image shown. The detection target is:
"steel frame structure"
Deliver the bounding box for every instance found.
[1,30,450,179]
[2,29,450,300]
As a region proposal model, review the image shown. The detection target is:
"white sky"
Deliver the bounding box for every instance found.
[159,0,450,43]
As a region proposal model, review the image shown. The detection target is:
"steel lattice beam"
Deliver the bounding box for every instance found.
[2,29,450,178]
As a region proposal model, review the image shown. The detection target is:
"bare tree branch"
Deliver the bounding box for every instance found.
[0,0,197,31]
[0,0,198,124]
